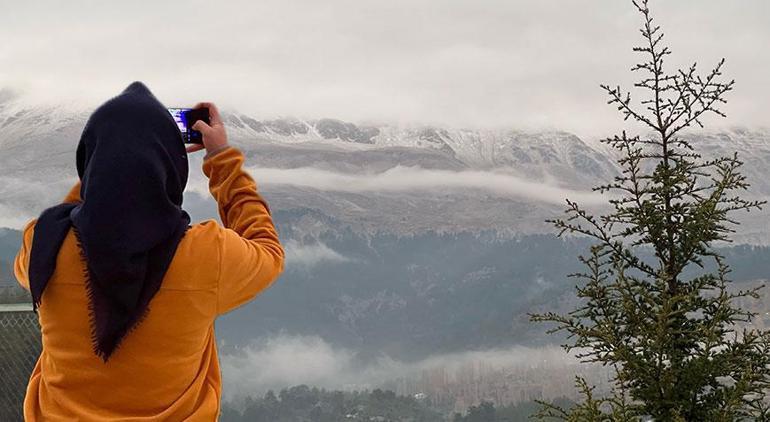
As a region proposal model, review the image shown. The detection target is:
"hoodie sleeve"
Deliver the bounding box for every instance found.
[202,147,285,314]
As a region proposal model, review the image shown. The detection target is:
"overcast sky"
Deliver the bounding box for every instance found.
[1,0,767,137]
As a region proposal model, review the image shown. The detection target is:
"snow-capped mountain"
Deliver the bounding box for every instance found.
[1,90,769,242]
[222,114,619,188]
[3,91,770,362]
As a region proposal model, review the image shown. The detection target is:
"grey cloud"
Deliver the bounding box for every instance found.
[0,1,767,138]
[0,176,77,229]
[242,166,605,206]
[0,204,30,229]
[284,240,352,269]
[1,164,603,230]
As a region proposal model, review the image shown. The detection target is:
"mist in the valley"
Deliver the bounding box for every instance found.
[0,164,602,230]
[0,176,78,228]
[0,205,29,230]
[283,240,353,268]
[219,334,582,402]
[186,165,605,206]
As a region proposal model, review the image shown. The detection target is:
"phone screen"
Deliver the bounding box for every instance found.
[167,107,209,144]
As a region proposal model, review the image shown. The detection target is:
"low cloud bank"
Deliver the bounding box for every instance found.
[184,165,603,207]
[246,166,604,206]
[1,165,602,229]
[0,175,77,229]
[283,240,352,268]
[220,334,584,402]
[0,204,30,229]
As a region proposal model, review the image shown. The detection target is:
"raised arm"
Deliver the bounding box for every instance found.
[191,102,284,314]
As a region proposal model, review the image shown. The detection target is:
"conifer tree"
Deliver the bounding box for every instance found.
[532,1,770,420]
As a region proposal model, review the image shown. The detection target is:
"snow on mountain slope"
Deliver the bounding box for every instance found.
[223,114,618,188]
[1,92,768,242]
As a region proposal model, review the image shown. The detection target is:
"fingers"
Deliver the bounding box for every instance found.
[192,120,212,133]
[186,143,205,153]
[190,101,229,156]
[192,102,222,125]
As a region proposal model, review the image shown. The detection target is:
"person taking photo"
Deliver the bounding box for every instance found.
[14,82,284,421]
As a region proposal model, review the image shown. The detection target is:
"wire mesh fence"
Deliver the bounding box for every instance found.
[0,303,41,422]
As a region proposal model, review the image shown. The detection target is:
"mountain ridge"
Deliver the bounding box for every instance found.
[2,95,769,242]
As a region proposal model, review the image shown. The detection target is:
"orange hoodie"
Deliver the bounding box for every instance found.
[14,146,284,421]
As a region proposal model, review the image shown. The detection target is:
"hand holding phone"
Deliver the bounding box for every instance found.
[168,107,210,144]
[176,103,229,156]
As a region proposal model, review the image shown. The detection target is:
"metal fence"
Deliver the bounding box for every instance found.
[0,303,41,422]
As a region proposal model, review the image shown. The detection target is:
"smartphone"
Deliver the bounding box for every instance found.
[167,107,210,144]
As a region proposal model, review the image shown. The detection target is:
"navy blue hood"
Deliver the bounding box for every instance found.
[28,81,191,361]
